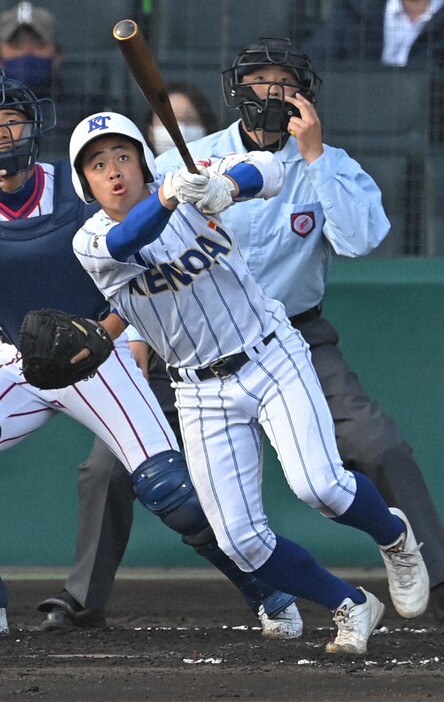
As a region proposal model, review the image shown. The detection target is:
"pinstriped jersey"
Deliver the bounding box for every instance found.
[73,200,287,370]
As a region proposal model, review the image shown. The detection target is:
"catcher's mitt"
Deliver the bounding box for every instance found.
[20,309,114,389]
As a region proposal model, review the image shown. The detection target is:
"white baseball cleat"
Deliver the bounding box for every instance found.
[0,607,9,635]
[259,601,303,639]
[326,587,385,655]
[380,507,430,618]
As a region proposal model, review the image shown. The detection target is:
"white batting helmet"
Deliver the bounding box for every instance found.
[70,112,156,203]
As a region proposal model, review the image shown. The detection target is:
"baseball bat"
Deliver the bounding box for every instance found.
[112,19,199,174]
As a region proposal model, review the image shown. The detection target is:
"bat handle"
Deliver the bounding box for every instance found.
[180,150,199,174]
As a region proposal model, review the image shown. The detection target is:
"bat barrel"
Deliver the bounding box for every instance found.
[113,19,138,41]
[112,19,199,174]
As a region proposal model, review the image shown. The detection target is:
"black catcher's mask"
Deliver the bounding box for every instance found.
[222,37,321,147]
[0,69,56,176]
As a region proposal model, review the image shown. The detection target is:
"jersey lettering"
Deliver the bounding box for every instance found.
[129,230,233,296]
[129,266,168,295]
[195,235,230,258]
[158,262,193,290]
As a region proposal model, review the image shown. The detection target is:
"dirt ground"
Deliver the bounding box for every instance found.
[1,570,443,702]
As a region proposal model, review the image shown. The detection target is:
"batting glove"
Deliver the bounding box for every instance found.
[195,172,236,214]
[163,164,210,203]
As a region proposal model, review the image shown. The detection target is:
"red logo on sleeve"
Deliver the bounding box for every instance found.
[291,212,315,238]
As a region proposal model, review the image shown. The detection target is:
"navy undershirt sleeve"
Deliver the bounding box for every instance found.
[106,190,173,261]
[225,162,264,198]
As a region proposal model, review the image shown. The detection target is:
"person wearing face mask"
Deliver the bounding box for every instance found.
[146,80,219,156]
[0,2,60,95]
[0,2,120,162]
[154,36,444,633]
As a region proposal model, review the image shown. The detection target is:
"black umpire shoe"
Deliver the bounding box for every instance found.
[37,590,106,631]
[430,582,444,632]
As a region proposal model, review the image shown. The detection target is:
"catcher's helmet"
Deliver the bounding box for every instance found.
[70,112,156,204]
[222,37,321,142]
[0,69,56,176]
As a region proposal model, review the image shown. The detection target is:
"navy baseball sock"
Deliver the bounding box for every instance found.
[255,534,365,611]
[332,471,405,545]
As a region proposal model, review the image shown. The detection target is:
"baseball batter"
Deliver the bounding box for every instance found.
[0,71,301,635]
[70,110,429,654]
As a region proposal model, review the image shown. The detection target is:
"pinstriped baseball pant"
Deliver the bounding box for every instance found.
[175,322,357,572]
[0,335,178,469]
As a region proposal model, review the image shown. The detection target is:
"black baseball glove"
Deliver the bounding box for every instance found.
[20,309,114,389]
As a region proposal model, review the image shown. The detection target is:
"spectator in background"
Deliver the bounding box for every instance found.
[302,0,444,67]
[0,1,61,94]
[146,80,219,155]
[0,1,118,162]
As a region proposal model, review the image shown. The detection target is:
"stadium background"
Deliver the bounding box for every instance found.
[1,0,443,569]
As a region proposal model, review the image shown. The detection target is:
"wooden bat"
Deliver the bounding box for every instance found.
[113,19,199,174]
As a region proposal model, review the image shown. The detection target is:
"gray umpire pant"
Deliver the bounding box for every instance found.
[298,314,444,589]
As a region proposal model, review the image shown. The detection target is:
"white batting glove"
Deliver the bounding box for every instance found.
[163,164,210,203]
[195,172,236,214]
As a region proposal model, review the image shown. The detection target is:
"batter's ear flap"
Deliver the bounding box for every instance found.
[78,171,95,203]
[137,142,155,183]
[141,157,154,183]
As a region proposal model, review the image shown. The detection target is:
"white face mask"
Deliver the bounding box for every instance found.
[151,123,207,155]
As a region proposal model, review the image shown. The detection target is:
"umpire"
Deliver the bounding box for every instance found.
[153,36,444,630]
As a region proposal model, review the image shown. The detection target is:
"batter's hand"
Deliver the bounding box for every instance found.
[163,165,210,204]
[195,172,237,214]
[286,93,324,164]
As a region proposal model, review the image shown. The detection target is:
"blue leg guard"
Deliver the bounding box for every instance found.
[132,450,208,537]
[132,452,296,616]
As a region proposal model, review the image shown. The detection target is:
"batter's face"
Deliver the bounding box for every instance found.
[81,135,149,221]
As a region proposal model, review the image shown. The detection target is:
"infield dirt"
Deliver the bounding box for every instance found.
[1,570,443,701]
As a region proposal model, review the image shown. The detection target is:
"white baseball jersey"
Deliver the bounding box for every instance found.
[74,204,288,370]
[73,158,358,573]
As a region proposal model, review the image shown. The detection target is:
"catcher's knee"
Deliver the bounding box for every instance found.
[132,450,209,538]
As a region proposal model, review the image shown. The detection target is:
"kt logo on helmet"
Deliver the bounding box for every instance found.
[87,115,112,133]
[291,212,315,238]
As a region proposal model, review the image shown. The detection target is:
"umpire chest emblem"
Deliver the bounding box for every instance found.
[291,212,315,238]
